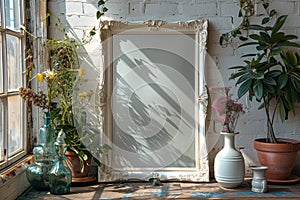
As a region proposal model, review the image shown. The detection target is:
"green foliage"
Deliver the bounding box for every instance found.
[83,0,108,44]
[225,2,300,143]
[220,0,276,47]
[22,8,111,172]
[46,37,79,127]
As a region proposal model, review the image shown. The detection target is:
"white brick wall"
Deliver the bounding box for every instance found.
[48,0,300,177]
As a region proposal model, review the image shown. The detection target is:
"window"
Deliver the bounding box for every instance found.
[0,0,26,170]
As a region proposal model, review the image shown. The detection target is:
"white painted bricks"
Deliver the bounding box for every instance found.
[48,0,300,177]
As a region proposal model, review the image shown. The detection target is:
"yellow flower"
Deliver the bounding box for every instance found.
[36,73,44,82]
[78,93,86,98]
[45,70,55,79]
[87,90,94,97]
[78,68,85,78]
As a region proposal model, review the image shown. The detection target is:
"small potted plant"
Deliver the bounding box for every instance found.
[222,1,300,182]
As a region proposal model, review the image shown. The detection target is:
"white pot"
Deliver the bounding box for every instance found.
[214,132,245,188]
[251,166,268,193]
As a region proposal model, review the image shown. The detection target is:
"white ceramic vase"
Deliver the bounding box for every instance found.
[251,166,268,193]
[214,132,245,188]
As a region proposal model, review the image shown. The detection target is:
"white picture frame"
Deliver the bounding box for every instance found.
[98,19,209,182]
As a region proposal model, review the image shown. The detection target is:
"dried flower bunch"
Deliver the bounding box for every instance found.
[210,86,245,133]
[19,36,81,113]
[19,87,49,109]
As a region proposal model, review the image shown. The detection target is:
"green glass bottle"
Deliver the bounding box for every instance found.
[40,112,54,147]
[26,145,49,190]
[40,111,55,187]
[50,129,72,195]
[26,112,55,190]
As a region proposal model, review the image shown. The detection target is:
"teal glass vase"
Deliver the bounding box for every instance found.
[39,111,55,186]
[39,112,55,149]
[26,146,49,190]
[26,112,55,190]
[50,129,72,195]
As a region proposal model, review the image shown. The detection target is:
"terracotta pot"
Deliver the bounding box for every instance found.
[254,138,300,180]
[65,150,92,178]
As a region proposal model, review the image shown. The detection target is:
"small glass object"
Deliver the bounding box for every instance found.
[49,129,72,195]
[26,145,49,190]
[40,111,55,186]
[26,112,55,190]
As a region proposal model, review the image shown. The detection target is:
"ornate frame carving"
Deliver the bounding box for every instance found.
[98,20,209,182]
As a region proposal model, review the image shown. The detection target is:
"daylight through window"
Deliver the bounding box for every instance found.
[0,0,26,170]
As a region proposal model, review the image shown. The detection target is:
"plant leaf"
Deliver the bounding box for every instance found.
[253,72,264,79]
[230,71,248,79]
[278,73,288,89]
[250,34,264,41]
[98,0,105,7]
[229,65,247,70]
[277,41,300,48]
[257,101,264,110]
[238,79,252,98]
[246,25,267,31]
[263,2,269,9]
[270,32,285,43]
[264,84,276,94]
[103,7,108,12]
[260,31,271,42]
[236,73,252,85]
[256,45,267,51]
[263,77,276,85]
[96,11,102,19]
[238,42,260,48]
[270,48,281,56]
[284,83,297,104]
[253,80,264,100]
[287,50,297,66]
[272,15,288,34]
[262,17,270,25]
[279,98,286,122]
[265,70,281,78]
[238,9,243,17]
[282,35,298,40]
[239,36,248,41]
[270,9,277,17]
[291,77,300,92]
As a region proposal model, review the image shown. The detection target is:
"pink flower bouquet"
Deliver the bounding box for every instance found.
[210,86,245,133]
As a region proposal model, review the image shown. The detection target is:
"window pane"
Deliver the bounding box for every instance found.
[0,101,3,162]
[0,33,2,93]
[7,95,22,155]
[5,0,21,30]
[6,34,22,91]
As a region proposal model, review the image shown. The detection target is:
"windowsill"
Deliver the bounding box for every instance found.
[0,155,34,200]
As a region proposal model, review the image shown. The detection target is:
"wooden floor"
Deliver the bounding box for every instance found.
[17,179,300,199]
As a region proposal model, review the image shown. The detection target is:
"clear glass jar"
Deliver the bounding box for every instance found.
[39,111,55,186]
[49,129,72,195]
[26,146,49,190]
[26,112,56,190]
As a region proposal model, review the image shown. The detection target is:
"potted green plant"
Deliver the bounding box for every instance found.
[222,1,300,181]
[45,37,95,179]
[20,24,109,182]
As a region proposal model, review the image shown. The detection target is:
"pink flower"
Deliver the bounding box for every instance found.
[209,86,245,133]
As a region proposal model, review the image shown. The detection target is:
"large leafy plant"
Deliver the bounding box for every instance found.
[229,3,300,143]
